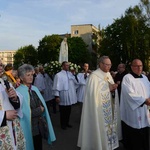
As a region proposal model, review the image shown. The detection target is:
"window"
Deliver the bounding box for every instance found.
[74,30,78,34]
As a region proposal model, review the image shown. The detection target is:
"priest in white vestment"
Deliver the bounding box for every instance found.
[39,66,55,114]
[0,79,25,149]
[120,59,150,150]
[77,56,121,150]
[77,63,91,103]
[34,68,46,95]
[53,61,77,130]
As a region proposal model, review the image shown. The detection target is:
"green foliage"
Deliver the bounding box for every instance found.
[99,5,150,71]
[140,0,150,25]
[37,34,62,65]
[69,62,82,73]
[44,61,61,75]
[67,37,91,66]
[13,45,38,69]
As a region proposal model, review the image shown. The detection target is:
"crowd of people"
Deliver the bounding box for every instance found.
[0,56,150,150]
[0,62,56,150]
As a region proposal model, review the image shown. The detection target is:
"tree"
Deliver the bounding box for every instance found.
[67,37,91,67]
[99,5,150,71]
[140,0,150,24]
[13,45,38,69]
[37,34,62,65]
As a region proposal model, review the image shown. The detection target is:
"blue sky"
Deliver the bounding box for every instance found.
[0,0,140,50]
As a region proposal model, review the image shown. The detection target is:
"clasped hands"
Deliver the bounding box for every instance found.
[145,98,150,106]
[109,83,118,92]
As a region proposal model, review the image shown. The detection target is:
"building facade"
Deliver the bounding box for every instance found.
[0,50,16,65]
[71,24,100,52]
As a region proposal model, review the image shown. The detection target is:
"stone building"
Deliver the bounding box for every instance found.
[0,50,16,65]
[71,24,100,52]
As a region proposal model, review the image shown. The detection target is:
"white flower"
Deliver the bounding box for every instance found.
[70,67,74,70]
[44,63,48,67]
[78,65,81,68]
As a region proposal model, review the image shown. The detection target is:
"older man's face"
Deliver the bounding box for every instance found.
[131,60,143,76]
[100,58,112,73]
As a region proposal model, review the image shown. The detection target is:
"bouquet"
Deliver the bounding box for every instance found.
[69,62,81,73]
[44,61,61,75]
[45,61,81,75]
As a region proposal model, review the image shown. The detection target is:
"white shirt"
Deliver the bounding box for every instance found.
[120,73,150,129]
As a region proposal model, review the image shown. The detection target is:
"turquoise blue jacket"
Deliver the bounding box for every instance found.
[16,84,56,150]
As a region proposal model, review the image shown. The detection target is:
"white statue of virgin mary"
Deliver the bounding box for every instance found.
[59,37,68,63]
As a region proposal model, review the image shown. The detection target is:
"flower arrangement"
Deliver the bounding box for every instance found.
[44,61,82,75]
[44,61,61,75]
[69,62,81,73]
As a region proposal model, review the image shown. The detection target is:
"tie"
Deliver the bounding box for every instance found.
[84,73,87,79]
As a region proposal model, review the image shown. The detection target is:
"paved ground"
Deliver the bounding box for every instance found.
[43,103,126,150]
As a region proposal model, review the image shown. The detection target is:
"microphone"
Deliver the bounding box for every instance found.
[2,76,16,102]
[2,75,11,90]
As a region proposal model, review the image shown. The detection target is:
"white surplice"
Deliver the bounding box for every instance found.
[68,72,78,104]
[77,73,90,102]
[43,73,54,102]
[0,81,25,150]
[53,70,77,105]
[77,68,121,150]
[120,74,150,128]
[34,72,45,93]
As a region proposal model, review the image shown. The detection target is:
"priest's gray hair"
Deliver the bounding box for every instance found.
[98,56,110,64]
[18,64,34,78]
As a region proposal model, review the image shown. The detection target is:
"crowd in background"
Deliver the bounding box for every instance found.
[0,56,150,150]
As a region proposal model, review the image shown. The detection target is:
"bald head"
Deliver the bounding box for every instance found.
[131,59,143,76]
[117,63,126,73]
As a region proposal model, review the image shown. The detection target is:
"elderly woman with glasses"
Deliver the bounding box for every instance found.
[16,64,56,150]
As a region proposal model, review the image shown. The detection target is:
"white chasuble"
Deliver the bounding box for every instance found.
[0,83,25,150]
[77,68,121,150]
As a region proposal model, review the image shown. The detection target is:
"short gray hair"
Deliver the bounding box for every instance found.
[98,56,110,64]
[18,64,34,78]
